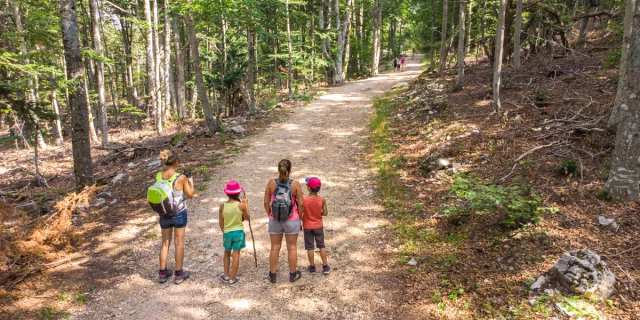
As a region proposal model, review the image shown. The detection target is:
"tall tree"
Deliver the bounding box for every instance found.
[286,0,293,96]
[172,11,187,119]
[371,0,382,76]
[607,0,636,132]
[492,0,506,111]
[438,0,448,73]
[603,0,640,201]
[153,0,163,133]
[247,29,256,113]
[186,10,219,133]
[61,0,95,190]
[88,0,109,146]
[143,0,158,133]
[457,0,466,88]
[513,0,523,70]
[163,0,172,121]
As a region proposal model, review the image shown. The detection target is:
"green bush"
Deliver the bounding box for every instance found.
[557,158,579,176]
[603,48,621,68]
[439,174,547,228]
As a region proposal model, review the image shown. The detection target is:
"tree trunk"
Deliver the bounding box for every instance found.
[172,12,187,119]
[144,0,158,132]
[153,0,163,133]
[607,0,636,132]
[50,72,64,145]
[439,0,449,73]
[492,0,506,111]
[88,0,109,146]
[286,0,293,95]
[342,0,353,80]
[186,11,219,133]
[466,0,473,54]
[577,1,590,46]
[457,0,466,88]
[247,29,256,113]
[163,0,172,120]
[429,0,436,70]
[12,2,47,150]
[371,0,382,76]
[335,0,353,83]
[513,0,523,70]
[603,0,640,201]
[61,0,95,190]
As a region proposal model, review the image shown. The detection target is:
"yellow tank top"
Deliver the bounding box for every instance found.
[223,202,244,233]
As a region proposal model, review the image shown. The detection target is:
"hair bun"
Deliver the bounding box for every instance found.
[159,150,170,163]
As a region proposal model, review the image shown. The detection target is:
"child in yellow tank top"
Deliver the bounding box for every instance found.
[218,180,250,286]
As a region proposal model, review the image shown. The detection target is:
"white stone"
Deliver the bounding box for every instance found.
[407,258,418,266]
[530,275,546,290]
[472,130,480,136]
[598,216,618,229]
[392,82,409,89]
[230,126,245,134]
[147,158,162,168]
[111,173,127,184]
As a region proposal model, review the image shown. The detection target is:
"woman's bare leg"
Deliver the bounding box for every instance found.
[269,234,283,273]
[174,227,186,271]
[285,234,299,273]
[159,228,173,270]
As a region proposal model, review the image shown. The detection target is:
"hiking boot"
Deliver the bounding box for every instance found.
[290,271,301,282]
[158,268,172,284]
[268,272,277,283]
[323,265,331,275]
[229,277,241,287]
[308,265,316,274]
[219,274,230,283]
[174,270,190,284]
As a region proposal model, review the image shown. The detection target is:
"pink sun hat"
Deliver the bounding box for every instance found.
[224,180,244,195]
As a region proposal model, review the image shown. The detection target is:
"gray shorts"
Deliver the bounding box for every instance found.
[268,218,301,235]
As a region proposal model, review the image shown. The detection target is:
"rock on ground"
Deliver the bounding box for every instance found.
[552,249,616,299]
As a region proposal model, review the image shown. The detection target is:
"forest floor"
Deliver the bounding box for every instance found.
[0,56,424,319]
[368,46,640,318]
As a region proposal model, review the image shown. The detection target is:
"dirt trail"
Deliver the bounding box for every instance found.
[76,57,423,319]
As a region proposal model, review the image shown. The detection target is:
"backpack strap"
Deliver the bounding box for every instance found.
[156,172,181,185]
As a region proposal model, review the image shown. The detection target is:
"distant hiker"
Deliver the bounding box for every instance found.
[393,57,399,72]
[149,150,195,284]
[401,56,407,71]
[218,180,250,286]
[264,159,305,283]
[302,177,331,275]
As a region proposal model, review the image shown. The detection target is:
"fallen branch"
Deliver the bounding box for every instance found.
[499,141,562,183]
[606,244,640,258]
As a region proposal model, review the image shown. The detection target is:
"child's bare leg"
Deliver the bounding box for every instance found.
[306,250,315,266]
[223,250,231,277]
[231,250,240,280]
[319,248,328,266]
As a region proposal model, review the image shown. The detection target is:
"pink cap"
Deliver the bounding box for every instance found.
[224,180,244,195]
[305,177,321,190]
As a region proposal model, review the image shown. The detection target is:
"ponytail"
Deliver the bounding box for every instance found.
[277,159,291,182]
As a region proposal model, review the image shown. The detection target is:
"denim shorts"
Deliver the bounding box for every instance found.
[268,218,301,235]
[159,209,188,229]
[223,230,246,251]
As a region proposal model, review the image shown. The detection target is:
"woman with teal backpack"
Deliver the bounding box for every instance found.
[155,150,195,284]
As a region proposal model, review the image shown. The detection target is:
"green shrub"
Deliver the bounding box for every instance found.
[535,91,548,102]
[557,158,579,176]
[603,48,621,68]
[439,174,546,228]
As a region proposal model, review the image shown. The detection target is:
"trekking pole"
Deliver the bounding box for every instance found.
[242,191,258,268]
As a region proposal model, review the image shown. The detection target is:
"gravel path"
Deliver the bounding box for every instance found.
[77,57,422,320]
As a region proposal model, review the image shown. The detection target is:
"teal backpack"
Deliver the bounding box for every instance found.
[147,172,182,217]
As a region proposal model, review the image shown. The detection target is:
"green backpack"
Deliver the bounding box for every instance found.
[147,172,182,217]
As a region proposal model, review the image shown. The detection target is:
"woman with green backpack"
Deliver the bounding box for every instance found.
[152,150,195,284]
